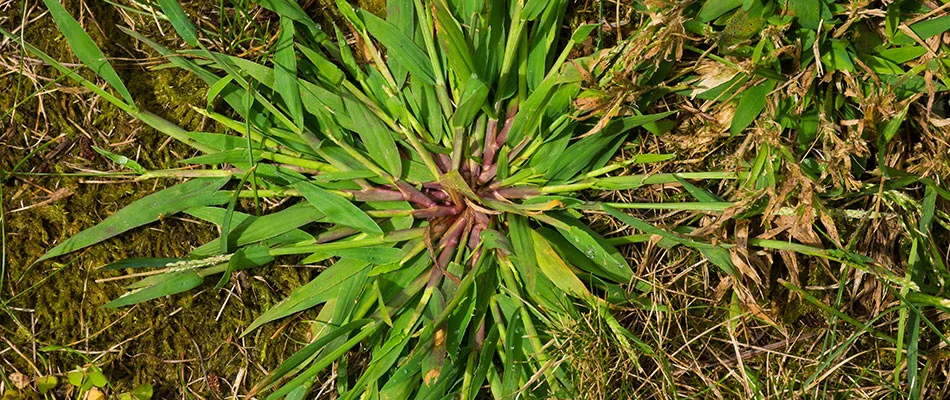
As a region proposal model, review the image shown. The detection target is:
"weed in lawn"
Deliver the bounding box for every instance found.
[3,0,746,397]
[3,0,950,399]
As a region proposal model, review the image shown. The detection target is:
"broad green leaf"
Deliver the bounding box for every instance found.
[451,75,488,128]
[530,230,593,299]
[522,0,549,21]
[433,0,476,83]
[697,0,742,22]
[297,43,345,86]
[821,39,855,72]
[506,77,560,145]
[500,310,525,397]
[342,95,402,177]
[360,9,436,85]
[862,55,905,75]
[385,0,414,87]
[258,0,328,42]
[189,203,323,257]
[93,147,146,174]
[910,15,950,40]
[157,0,199,46]
[36,376,57,394]
[507,215,538,289]
[39,177,230,262]
[275,17,304,130]
[593,172,739,190]
[526,1,568,90]
[42,0,135,106]
[285,386,307,400]
[330,247,402,264]
[103,270,203,308]
[730,79,775,136]
[103,258,184,271]
[572,24,599,42]
[536,227,631,284]
[466,325,499,399]
[253,319,372,393]
[228,244,275,271]
[602,204,738,277]
[788,0,820,30]
[548,213,631,275]
[877,46,927,64]
[294,181,383,235]
[242,258,372,335]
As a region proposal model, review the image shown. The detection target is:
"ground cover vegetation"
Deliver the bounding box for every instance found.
[1,0,949,398]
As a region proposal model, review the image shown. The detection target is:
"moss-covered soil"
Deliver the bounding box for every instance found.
[0,1,370,397]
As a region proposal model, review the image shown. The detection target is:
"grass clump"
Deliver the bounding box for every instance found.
[3,0,736,397]
[2,0,949,399]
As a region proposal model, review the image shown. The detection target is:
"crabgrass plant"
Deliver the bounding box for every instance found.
[3,0,751,397]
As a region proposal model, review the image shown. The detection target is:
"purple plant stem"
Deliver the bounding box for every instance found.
[346,188,406,202]
[396,181,437,208]
[467,212,489,266]
[315,227,359,243]
[482,117,498,167]
[475,319,486,346]
[437,211,472,251]
[482,105,517,172]
[412,205,459,219]
[427,265,444,288]
[468,159,481,183]
[493,186,541,199]
[476,164,497,185]
[425,188,449,202]
[436,241,457,270]
[436,153,452,173]
[495,105,517,146]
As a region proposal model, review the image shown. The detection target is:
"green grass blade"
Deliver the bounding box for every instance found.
[530,230,593,300]
[41,0,135,107]
[601,204,739,277]
[252,318,372,394]
[103,270,203,308]
[360,9,436,85]
[432,0,476,84]
[275,17,305,130]
[188,203,324,257]
[242,258,372,335]
[500,310,525,397]
[451,76,489,128]
[782,280,897,345]
[730,79,776,136]
[342,96,402,177]
[293,181,383,236]
[102,258,184,270]
[92,146,146,174]
[38,177,230,262]
[156,0,198,46]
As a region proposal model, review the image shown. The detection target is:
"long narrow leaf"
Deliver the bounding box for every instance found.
[39,178,230,262]
[42,0,135,106]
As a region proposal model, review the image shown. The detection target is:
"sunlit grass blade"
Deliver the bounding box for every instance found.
[38,177,230,262]
[360,9,436,85]
[103,270,203,308]
[293,181,383,236]
[241,258,371,335]
[42,0,135,106]
[275,17,304,130]
[187,205,319,257]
